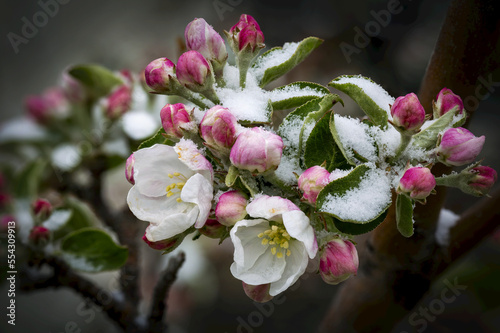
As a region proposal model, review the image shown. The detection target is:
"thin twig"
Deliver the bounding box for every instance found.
[148,251,186,333]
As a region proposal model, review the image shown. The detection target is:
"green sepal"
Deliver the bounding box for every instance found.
[61,228,128,272]
[137,128,173,150]
[333,209,388,235]
[411,109,464,150]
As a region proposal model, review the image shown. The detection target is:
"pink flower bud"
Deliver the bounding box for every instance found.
[230,127,284,174]
[397,167,436,200]
[0,215,15,233]
[26,87,69,123]
[176,51,213,91]
[199,218,227,239]
[185,18,228,73]
[390,93,426,133]
[144,58,176,93]
[434,88,464,117]
[32,199,52,220]
[29,226,50,245]
[229,14,265,52]
[142,230,183,252]
[215,190,248,226]
[160,103,194,139]
[125,153,135,185]
[242,282,273,303]
[468,166,497,196]
[319,239,359,285]
[436,127,485,166]
[200,106,239,153]
[104,85,132,119]
[298,166,331,204]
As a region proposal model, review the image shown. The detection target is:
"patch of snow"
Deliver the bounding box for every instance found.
[435,208,460,246]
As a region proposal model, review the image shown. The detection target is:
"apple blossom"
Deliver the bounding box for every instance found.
[104,85,132,119]
[436,127,485,166]
[125,153,135,185]
[127,141,214,242]
[200,105,239,155]
[390,93,426,133]
[242,282,273,303]
[230,195,318,296]
[144,57,176,93]
[160,103,196,139]
[29,225,50,245]
[298,166,331,204]
[467,166,497,196]
[32,198,52,220]
[434,87,464,118]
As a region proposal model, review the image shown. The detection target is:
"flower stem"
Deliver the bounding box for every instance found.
[392,133,412,162]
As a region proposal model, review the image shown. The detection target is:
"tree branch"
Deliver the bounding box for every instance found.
[148,251,186,333]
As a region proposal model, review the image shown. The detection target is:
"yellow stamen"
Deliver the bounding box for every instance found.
[258,233,264,238]
[258,224,294,258]
[176,198,182,203]
[276,252,283,259]
[167,192,174,197]
[286,249,291,256]
[271,247,277,255]
[261,239,268,245]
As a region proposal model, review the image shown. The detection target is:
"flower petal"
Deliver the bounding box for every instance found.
[230,219,269,268]
[127,186,191,224]
[283,210,318,259]
[246,195,300,222]
[145,208,199,241]
[269,240,308,296]
[175,139,214,181]
[180,173,214,228]
[134,144,191,197]
[230,249,286,286]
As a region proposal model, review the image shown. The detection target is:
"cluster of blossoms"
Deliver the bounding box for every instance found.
[126,15,496,301]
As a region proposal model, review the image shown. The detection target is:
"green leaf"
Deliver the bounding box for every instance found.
[396,194,414,237]
[304,111,350,171]
[411,109,463,150]
[329,75,392,128]
[52,197,97,240]
[225,165,239,187]
[329,112,357,166]
[270,82,330,110]
[238,100,274,126]
[68,64,123,99]
[333,209,388,235]
[137,127,169,150]
[254,37,324,88]
[14,158,47,198]
[61,228,128,272]
[316,165,392,223]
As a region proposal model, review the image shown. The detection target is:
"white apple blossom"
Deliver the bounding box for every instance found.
[127,140,213,242]
[230,195,318,296]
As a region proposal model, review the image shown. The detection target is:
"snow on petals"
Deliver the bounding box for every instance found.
[230,195,317,296]
[127,142,213,242]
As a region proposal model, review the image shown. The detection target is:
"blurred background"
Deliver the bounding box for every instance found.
[0,0,499,332]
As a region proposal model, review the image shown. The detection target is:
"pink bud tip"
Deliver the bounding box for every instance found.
[319,239,359,285]
[125,154,135,185]
[144,58,176,93]
[436,127,485,166]
[468,166,497,195]
[32,199,52,220]
[105,85,132,119]
[242,282,273,303]
[435,88,464,117]
[298,166,331,204]
[160,103,193,139]
[229,14,265,52]
[200,105,239,153]
[29,226,50,245]
[176,51,212,90]
[215,190,248,226]
[397,167,436,200]
[390,93,426,133]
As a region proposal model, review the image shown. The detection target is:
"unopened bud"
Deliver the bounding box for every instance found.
[242,282,273,303]
[32,198,52,220]
[390,93,426,134]
[298,166,331,204]
[215,190,248,226]
[467,166,497,196]
[199,218,227,239]
[29,225,51,246]
[228,14,265,53]
[397,167,436,201]
[319,238,359,285]
[142,230,184,253]
[160,103,196,139]
[433,88,464,118]
[144,58,177,93]
[125,153,135,185]
[200,105,239,155]
[176,51,215,93]
[104,85,132,119]
[436,127,485,166]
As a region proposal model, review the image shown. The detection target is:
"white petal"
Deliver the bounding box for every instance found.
[230,249,286,286]
[283,210,318,259]
[127,186,191,224]
[269,241,308,296]
[230,219,269,268]
[134,144,192,197]
[145,208,198,241]
[175,139,214,181]
[180,173,213,228]
[246,195,300,221]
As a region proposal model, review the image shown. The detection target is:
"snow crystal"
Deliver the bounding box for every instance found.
[62,254,104,272]
[279,115,304,148]
[122,110,158,140]
[329,168,353,182]
[332,75,395,117]
[368,124,400,160]
[251,42,300,81]
[267,85,325,103]
[322,168,392,222]
[334,115,377,162]
[435,208,460,246]
[274,154,302,185]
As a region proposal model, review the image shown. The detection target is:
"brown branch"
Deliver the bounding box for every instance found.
[319,1,500,332]
[19,254,134,331]
[148,251,186,333]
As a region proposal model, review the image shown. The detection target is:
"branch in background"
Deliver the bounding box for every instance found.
[319,0,500,331]
[148,251,186,333]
